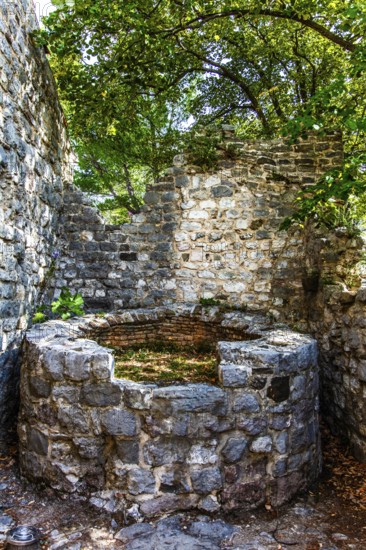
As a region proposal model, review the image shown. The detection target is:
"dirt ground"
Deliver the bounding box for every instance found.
[0,424,366,549]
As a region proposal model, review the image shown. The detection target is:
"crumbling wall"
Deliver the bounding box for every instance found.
[0,0,72,437]
[304,230,366,460]
[59,130,343,322]
[19,307,320,514]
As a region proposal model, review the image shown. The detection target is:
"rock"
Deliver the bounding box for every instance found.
[332,532,348,540]
[127,468,156,495]
[0,514,14,533]
[144,437,190,466]
[140,494,199,517]
[237,416,267,434]
[115,439,139,463]
[100,408,137,436]
[222,437,249,463]
[43,348,65,381]
[211,185,233,197]
[64,351,90,381]
[187,518,238,544]
[80,383,122,407]
[27,428,48,456]
[29,376,52,398]
[233,393,261,413]
[152,385,227,415]
[198,495,221,513]
[115,523,154,543]
[91,353,113,380]
[274,432,288,454]
[250,436,273,453]
[190,467,222,494]
[219,364,251,387]
[221,480,266,511]
[58,405,90,433]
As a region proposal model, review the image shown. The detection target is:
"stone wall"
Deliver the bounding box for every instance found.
[58,130,343,322]
[303,230,366,460]
[19,307,320,516]
[0,0,72,437]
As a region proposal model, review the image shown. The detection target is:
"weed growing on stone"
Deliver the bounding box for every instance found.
[32,287,84,323]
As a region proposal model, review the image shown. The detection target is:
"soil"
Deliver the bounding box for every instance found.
[113,343,218,384]
[0,423,366,549]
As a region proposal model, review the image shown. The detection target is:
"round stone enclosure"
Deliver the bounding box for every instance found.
[19,306,321,517]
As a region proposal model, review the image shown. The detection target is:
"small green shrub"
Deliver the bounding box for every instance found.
[51,287,84,320]
[32,311,47,324]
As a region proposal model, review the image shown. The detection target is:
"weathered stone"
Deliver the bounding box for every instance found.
[52,385,80,404]
[124,385,155,410]
[159,468,191,493]
[140,494,199,517]
[250,436,272,453]
[58,405,90,433]
[187,443,218,465]
[144,437,190,466]
[274,432,289,454]
[198,495,221,513]
[187,518,238,544]
[219,364,251,387]
[64,351,90,381]
[115,439,140,463]
[152,385,227,415]
[127,468,156,495]
[43,348,65,381]
[222,437,249,463]
[101,408,137,436]
[211,185,233,197]
[221,480,266,511]
[233,393,261,413]
[270,415,291,430]
[190,467,222,494]
[115,523,155,543]
[291,375,306,401]
[80,383,122,407]
[237,416,267,435]
[73,437,103,459]
[29,376,52,398]
[27,428,49,456]
[91,352,114,380]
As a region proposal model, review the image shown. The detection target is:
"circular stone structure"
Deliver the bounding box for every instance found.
[18,305,320,517]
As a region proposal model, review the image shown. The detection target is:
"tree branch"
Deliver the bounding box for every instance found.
[158,9,356,52]
[176,38,272,133]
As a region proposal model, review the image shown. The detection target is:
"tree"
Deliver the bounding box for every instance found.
[40,0,366,227]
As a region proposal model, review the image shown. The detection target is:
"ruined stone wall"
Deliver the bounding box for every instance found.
[0,0,72,437]
[19,308,320,515]
[59,130,343,323]
[303,230,366,460]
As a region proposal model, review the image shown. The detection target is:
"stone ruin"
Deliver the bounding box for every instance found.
[19,306,320,516]
[1,0,366,517]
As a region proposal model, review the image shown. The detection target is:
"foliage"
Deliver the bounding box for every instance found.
[281,152,366,234]
[33,287,84,323]
[51,287,84,320]
[38,0,366,224]
[32,306,48,324]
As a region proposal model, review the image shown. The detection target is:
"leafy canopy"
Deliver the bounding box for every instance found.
[39,0,366,228]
